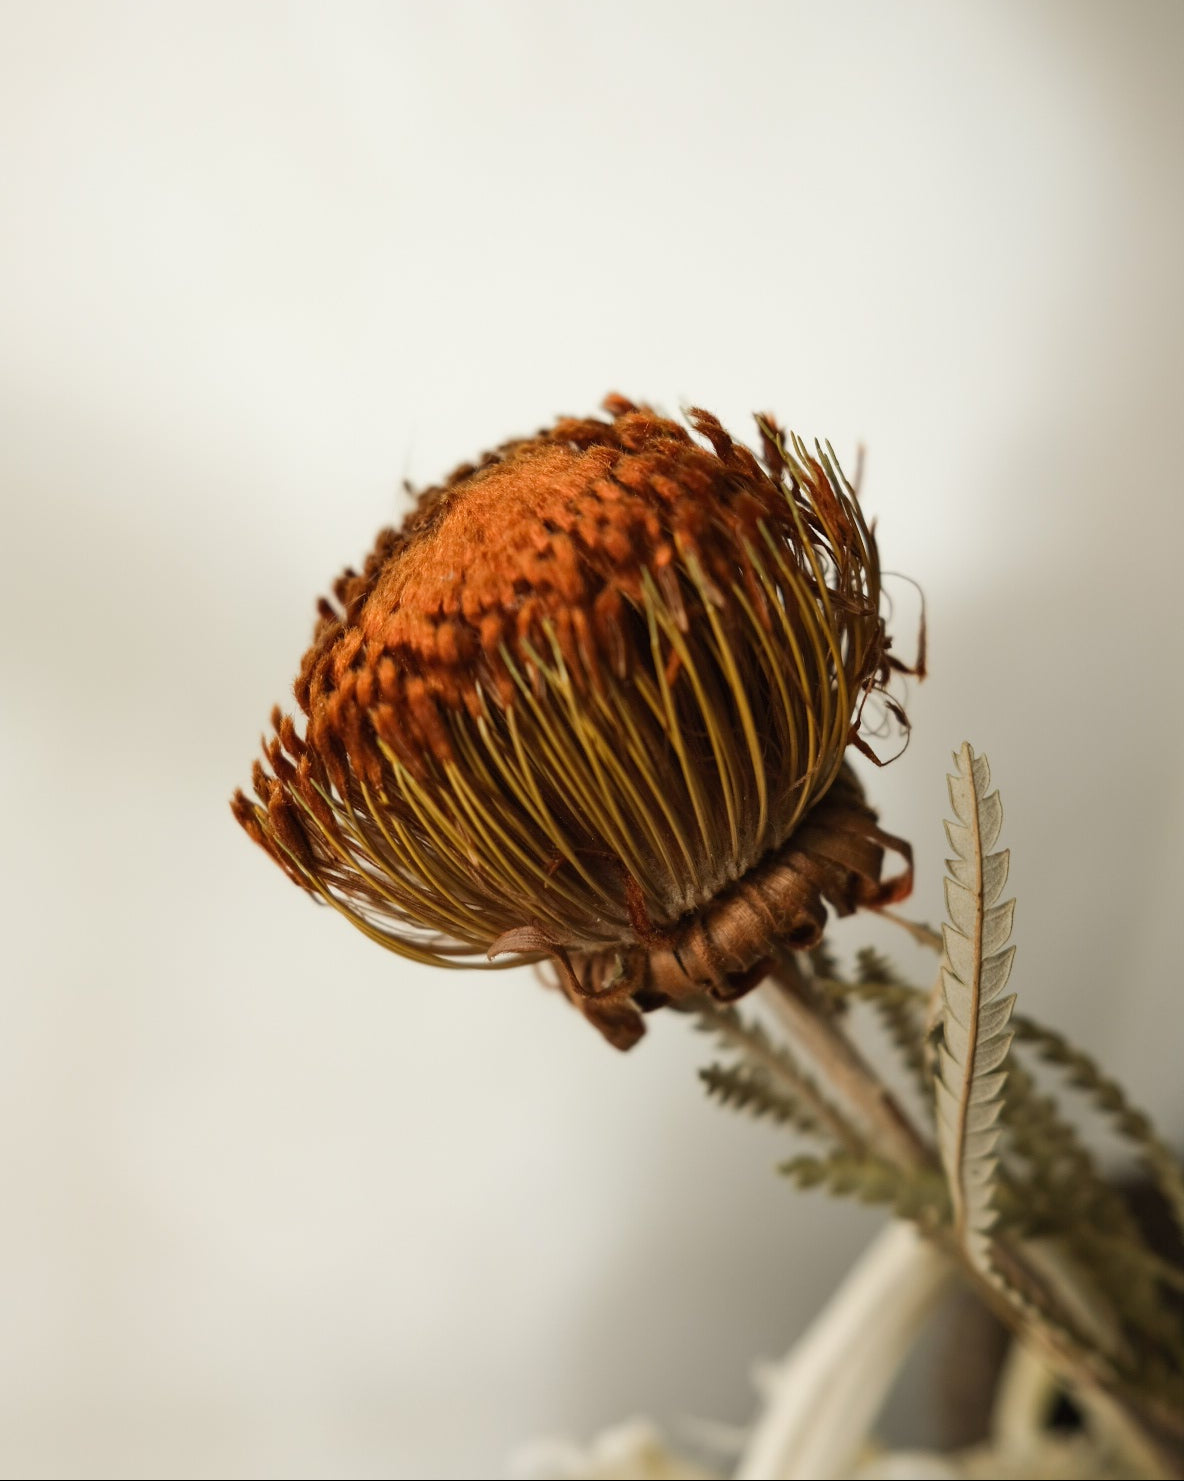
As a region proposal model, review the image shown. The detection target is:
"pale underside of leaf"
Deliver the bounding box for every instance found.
[936,742,1017,1273]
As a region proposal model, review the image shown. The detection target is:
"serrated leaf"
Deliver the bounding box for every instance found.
[948,848,1010,905]
[943,818,973,860]
[975,792,1004,853]
[941,995,1015,1064]
[943,877,977,935]
[934,742,1018,1275]
[981,900,1015,957]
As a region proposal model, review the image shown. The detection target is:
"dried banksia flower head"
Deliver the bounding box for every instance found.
[233,396,917,1048]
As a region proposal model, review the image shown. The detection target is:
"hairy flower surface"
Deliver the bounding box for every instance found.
[234,397,915,1047]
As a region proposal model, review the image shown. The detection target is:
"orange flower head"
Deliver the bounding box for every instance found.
[233,397,916,1047]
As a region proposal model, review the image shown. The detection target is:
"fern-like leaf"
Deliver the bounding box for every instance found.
[780,1151,948,1221]
[695,1001,865,1153]
[854,947,903,984]
[998,1064,1184,1368]
[997,1063,1115,1235]
[935,742,1017,1270]
[817,979,925,1009]
[699,1062,818,1133]
[856,948,932,1098]
[1011,1014,1184,1248]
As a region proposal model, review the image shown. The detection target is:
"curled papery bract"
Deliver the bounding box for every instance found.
[233,396,915,1047]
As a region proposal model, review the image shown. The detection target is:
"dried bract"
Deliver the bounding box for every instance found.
[233,397,915,1046]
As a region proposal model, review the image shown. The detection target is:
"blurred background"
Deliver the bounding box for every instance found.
[2,1,1182,1476]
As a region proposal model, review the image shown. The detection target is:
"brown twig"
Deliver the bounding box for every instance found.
[765,956,934,1172]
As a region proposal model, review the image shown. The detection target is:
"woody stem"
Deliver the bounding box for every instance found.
[763,955,934,1171]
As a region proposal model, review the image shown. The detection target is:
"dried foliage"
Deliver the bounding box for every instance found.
[934,744,1017,1271]
[996,1064,1184,1386]
[698,1062,818,1133]
[695,1002,862,1153]
[1010,1015,1184,1248]
[854,946,932,1098]
[780,1151,946,1221]
[698,740,1184,1460]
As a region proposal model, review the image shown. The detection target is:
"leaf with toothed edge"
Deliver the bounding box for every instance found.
[935,742,1017,1274]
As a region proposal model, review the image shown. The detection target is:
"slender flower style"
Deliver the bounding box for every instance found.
[233,396,916,1047]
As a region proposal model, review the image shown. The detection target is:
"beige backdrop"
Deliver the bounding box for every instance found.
[2,2,1181,1476]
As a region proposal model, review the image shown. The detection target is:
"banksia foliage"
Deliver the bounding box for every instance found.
[233,396,915,1047]
[935,743,1017,1272]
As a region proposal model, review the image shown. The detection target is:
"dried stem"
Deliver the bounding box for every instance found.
[764,958,933,1171]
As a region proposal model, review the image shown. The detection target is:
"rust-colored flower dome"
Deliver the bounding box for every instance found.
[233,396,915,1047]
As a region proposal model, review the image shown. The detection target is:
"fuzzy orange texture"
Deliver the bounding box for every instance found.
[297,399,810,779]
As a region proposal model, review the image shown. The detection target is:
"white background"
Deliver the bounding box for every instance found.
[2,2,1182,1476]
